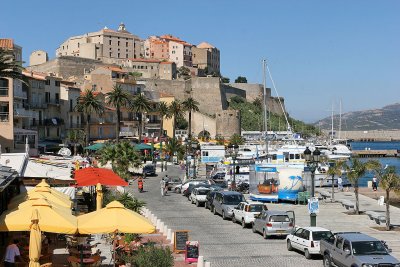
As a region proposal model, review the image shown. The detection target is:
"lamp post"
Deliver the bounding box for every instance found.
[228,144,239,190]
[183,138,189,181]
[303,146,321,227]
[191,142,198,179]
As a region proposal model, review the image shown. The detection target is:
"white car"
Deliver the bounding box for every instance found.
[189,187,211,206]
[286,226,333,259]
[232,201,266,228]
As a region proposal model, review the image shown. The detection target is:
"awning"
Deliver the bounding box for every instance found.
[84,143,105,151]
[74,167,128,187]
[134,143,153,150]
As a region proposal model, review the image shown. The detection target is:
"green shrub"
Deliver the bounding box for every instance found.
[134,243,174,267]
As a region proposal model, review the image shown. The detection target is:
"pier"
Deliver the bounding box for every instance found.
[352,149,399,158]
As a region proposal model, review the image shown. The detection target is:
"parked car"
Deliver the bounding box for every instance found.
[183,183,208,198]
[320,232,400,267]
[232,202,267,228]
[286,227,333,259]
[167,177,182,190]
[189,187,211,206]
[142,164,156,176]
[205,191,218,210]
[252,210,295,239]
[172,180,206,194]
[211,191,245,220]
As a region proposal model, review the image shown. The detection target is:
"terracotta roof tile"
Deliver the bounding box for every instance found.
[128,58,160,63]
[105,66,127,73]
[160,92,174,98]
[160,61,173,65]
[0,39,14,49]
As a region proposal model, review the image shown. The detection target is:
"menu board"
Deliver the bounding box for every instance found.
[185,241,199,263]
[174,230,189,252]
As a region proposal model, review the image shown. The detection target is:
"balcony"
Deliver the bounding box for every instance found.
[30,102,47,109]
[68,123,84,129]
[42,118,64,126]
[0,112,9,122]
[14,108,36,118]
[0,87,9,97]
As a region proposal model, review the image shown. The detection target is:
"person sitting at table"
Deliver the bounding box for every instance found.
[113,233,125,251]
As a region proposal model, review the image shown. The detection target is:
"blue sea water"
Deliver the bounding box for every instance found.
[348,141,400,187]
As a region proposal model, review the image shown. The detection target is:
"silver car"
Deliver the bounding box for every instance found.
[252,210,295,239]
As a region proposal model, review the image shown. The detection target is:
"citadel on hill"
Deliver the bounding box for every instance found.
[0,23,285,155]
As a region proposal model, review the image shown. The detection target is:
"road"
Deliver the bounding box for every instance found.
[127,165,322,267]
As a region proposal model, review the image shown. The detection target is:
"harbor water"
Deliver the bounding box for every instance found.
[349,141,400,187]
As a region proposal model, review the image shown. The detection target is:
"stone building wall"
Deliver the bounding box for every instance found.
[215,110,241,139]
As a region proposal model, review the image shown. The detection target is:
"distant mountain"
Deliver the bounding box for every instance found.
[314,103,400,130]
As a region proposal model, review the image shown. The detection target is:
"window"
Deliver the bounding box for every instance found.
[202,151,209,156]
[342,240,351,252]
[70,99,73,112]
[45,92,50,103]
[109,40,112,45]
[118,41,120,46]
[126,54,128,58]
[46,128,50,137]
[55,81,60,86]
[55,93,60,104]
[336,237,344,249]
[45,80,50,85]
[126,42,128,46]
[118,53,120,58]
[302,230,310,240]
[295,228,304,238]
[0,78,9,96]
[78,43,80,48]
[109,52,112,57]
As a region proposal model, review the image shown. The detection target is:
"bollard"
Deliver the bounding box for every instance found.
[167,229,172,240]
[159,222,165,233]
[197,256,204,267]
[156,219,161,230]
[163,225,168,236]
[205,261,211,267]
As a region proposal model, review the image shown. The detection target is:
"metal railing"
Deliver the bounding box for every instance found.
[0,112,9,122]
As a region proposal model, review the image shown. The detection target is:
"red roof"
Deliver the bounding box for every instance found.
[0,39,14,49]
[128,58,160,63]
[74,167,128,186]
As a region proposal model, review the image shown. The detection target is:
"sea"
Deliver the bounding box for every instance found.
[349,141,400,187]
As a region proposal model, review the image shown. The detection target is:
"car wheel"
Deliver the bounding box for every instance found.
[241,219,246,228]
[222,211,226,220]
[232,215,236,224]
[196,201,200,207]
[304,249,311,259]
[252,223,257,233]
[263,229,268,239]
[323,254,332,267]
[287,240,293,251]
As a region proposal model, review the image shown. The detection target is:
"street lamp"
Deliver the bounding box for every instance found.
[183,138,190,181]
[303,146,321,227]
[227,144,239,190]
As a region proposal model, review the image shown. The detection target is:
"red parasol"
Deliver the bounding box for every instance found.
[74,167,128,186]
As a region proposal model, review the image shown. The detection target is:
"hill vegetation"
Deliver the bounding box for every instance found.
[228,96,320,137]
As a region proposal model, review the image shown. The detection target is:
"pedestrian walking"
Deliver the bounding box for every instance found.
[338,176,343,192]
[372,176,378,191]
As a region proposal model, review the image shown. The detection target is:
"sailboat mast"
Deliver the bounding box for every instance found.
[331,102,334,145]
[339,99,342,140]
[262,59,269,155]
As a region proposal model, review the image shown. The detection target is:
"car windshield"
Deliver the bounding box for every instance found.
[269,215,289,222]
[197,189,210,195]
[312,231,334,241]
[352,241,388,255]
[248,204,264,212]
[223,195,244,205]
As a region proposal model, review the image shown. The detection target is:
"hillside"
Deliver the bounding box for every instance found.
[315,103,400,130]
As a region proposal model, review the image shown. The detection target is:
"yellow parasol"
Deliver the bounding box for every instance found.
[8,193,72,212]
[77,201,155,234]
[9,187,72,209]
[35,179,71,200]
[96,183,103,211]
[153,142,166,149]
[0,198,77,234]
[29,209,42,267]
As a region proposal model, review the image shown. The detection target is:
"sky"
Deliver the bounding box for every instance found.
[1,0,399,122]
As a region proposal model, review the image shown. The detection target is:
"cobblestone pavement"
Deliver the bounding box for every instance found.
[127,165,322,267]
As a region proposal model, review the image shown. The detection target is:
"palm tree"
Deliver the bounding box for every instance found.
[106,85,132,143]
[0,48,26,83]
[182,97,199,140]
[229,133,245,146]
[156,101,170,140]
[130,93,152,143]
[67,129,86,155]
[98,141,142,180]
[370,162,400,230]
[168,100,185,139]
[326,160,346,202]
[346,158,379,214]
[75,88,104,146]
[165,138,184,161]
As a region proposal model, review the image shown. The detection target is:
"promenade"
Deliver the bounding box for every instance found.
[128,164,400,266]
